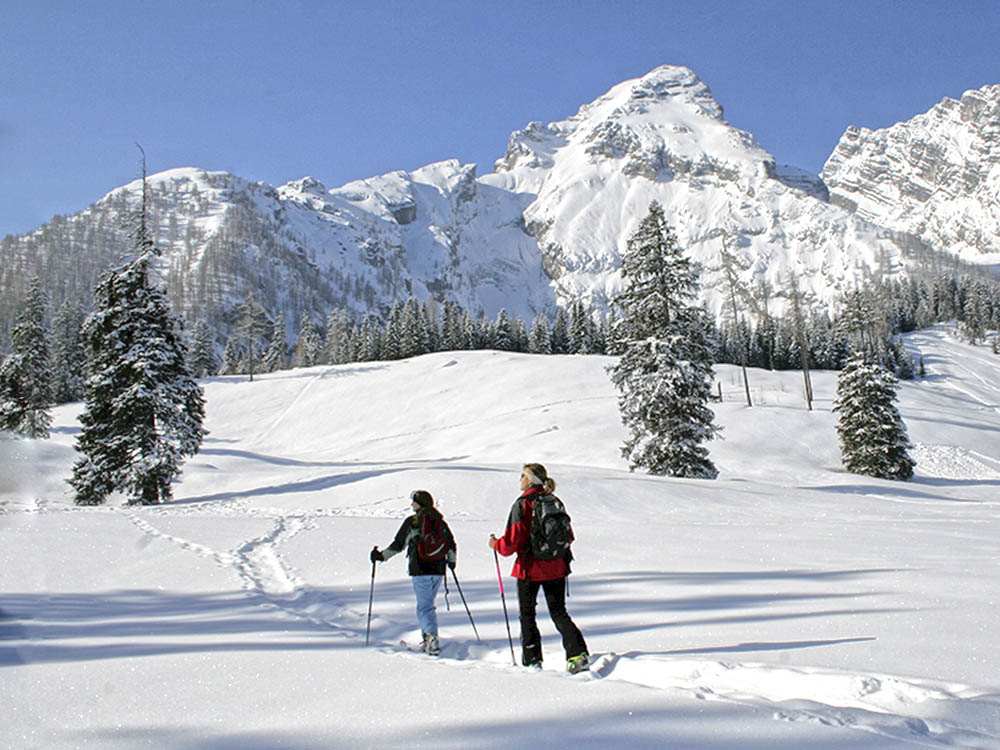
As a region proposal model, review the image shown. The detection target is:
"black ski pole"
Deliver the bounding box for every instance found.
[493,547,517,666]
[365,547,378,646]
[450,566,481,641]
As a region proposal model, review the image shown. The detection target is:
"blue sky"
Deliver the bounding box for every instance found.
[3,0,999,239]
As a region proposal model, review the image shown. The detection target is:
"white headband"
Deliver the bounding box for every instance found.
[523,468,543,486]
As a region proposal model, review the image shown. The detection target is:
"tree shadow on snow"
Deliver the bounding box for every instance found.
[1,568,903,671]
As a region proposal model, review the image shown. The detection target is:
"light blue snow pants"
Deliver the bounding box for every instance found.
[412,574,442,635]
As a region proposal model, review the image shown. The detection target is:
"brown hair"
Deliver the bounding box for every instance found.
[410,489,442,526]
[523,463,556,493]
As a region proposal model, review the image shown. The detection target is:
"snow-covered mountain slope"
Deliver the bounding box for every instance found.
[487,64,900,314]
[3,66,993,349]
[822,83,1000,264]
[3,325,1000,748]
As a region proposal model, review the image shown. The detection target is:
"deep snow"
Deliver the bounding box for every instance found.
[2,324,999,749]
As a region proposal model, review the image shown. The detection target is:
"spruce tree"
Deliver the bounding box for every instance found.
[441,300,465,351]
[569,300,593,354]
[493,309,514,351]
[69,157,206,505]
[550,308,570,354]
[220,336,242,375]
[608,202,719,478]
[293,317,321,368]
[528,315,552,354]
[0,276,53,438]
[833,353,915,481]
[188,319,219,378]
[262,312,288,372]
[50,298,87,404]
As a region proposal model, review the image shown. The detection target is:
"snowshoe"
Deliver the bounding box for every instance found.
[566,653,589,674]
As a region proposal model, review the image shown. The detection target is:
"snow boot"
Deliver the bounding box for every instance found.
[425,633,440,656]
[566,653,589,674]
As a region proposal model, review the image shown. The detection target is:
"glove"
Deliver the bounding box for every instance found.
[447,560,456,571]
[370,547,383,563]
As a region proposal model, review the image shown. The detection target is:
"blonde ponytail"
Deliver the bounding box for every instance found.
[523,463,556,493]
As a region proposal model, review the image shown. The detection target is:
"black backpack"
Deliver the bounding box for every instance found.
[528,494,573,560]
[416,514,449,562]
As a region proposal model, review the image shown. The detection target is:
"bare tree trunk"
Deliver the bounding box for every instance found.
[788,273,814,410]
[720,236,752,407]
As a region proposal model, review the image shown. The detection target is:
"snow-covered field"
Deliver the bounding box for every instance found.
[2,323,999,749]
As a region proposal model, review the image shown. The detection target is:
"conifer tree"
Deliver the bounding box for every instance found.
[399,298,429,358]
[220,336,242,375]
[262,312,288,372]
[569,300,593,354]
[382,305,402,360]
[324,309,352,365]
[833,352,915,481]
[608,202,719,478]
[50,298,87,404]
[294,316,321,368]
[188,319,219,378]
[528,315,552,354]
[441,300,465,351]
[493,309,514,351]
[550,308,570,354]
[0,276,53,438]
[70,154,206,505]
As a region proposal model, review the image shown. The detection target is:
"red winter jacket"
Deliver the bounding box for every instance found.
[494,486,570,581]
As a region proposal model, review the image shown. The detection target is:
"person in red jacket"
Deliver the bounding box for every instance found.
[489,463,589,673]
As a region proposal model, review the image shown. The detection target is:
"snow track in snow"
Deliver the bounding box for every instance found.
[123,503,363,637]
[586,654,1000,749]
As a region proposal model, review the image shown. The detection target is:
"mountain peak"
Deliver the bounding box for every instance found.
[822,79,1000,260]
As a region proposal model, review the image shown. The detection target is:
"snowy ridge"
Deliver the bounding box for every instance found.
[6,64,983,348]
[823,83,1000,263]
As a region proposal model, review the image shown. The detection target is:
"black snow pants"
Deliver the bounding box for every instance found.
[517,577,587,666]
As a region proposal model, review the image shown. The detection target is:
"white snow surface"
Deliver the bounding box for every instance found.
[3,324,1000,749]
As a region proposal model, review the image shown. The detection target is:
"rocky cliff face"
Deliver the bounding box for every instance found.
[822,83,1000,261]
[486,64,907,314]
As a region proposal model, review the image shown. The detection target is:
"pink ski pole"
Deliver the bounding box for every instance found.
[493,546,517,666]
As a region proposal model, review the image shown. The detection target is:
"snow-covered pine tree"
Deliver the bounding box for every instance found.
[220,336,242,376]
[441,300,465,351]
[50,298,87,404]
[528,315,551,354]
[493,309,514,351]
[294,316,321,368]
[833,352,915,481]
[511,315,529,353]
[608,202,720,478]
[569,300,593,354]
[188,319,219,378]
[550,308,570,354]
[381,305,402,360]
[69,156,206,505]
[262,312,288,372]
[0,276,53,438]
[399,298,429,359]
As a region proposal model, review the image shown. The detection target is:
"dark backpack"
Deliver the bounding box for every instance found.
[416,514,449,562]
[528,494,573,560]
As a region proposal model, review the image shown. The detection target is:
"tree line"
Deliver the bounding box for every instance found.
[4,187,1000,491]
